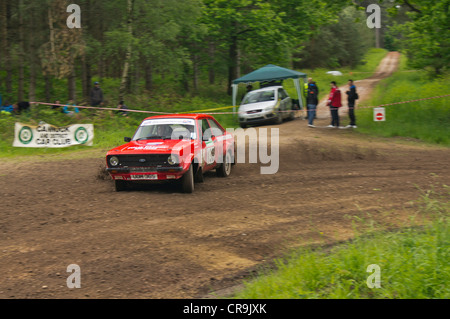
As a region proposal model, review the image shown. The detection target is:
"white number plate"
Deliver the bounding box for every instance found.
[131,174,158,180]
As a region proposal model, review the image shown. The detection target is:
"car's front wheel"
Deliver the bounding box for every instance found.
[181,164,195,193]
[275,111,283,124]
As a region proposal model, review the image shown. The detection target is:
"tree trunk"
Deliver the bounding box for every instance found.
[68,58,76,101]
[119,0,135,101]
[208,42,215,84]
[192,54,199,93]
[227,34,238,95]
[1,1,13,95]
[133,58,141,95]
[145,62,153,92]
[28,7,37,102]
[45,75,52,102]
[17,0,25,102]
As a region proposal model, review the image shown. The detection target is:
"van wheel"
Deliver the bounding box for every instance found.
[288,110,295,120]
[275,112,283,124]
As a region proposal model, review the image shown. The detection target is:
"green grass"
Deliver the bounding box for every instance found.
[232,186,450,299]
[355,55,450,146]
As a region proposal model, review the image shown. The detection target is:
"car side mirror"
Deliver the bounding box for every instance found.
[124,137,132,142]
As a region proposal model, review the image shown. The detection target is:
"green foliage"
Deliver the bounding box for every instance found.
[356,55,450,146]
[386,0,450,75]
[233,187,450,299]
[296,6,375,69]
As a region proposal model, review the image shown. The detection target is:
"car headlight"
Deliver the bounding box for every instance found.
[168,155,178,165]
[109,156,119,167]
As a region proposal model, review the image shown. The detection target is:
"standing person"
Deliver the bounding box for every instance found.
[345,79,358,128]
[327,81,342,128]
[90,81,104,107]
[306,78,319,127]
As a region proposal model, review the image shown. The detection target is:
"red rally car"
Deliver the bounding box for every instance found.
[106,114,236,193]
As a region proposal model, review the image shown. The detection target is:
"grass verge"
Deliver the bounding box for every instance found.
[232,185,450,299]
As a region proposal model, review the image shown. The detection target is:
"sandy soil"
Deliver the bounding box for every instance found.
[0,51,449,299]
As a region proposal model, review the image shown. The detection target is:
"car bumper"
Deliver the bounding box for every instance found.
[107,166,185,181]
[239,109,277,125]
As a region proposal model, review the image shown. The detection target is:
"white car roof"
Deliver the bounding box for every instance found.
[247,86,283,93]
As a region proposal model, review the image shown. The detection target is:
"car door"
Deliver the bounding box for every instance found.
[200,118,216,171]
[278,88,288,118]
[207,118,227,167]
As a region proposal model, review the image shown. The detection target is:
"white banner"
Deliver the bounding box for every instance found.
[13,122,94,148]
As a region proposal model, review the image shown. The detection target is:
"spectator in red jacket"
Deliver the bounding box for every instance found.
[327,81,342,128]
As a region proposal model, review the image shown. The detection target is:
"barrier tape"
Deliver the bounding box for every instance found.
[30,93,449,116]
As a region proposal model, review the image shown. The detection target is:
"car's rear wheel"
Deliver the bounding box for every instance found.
[114,180,128,192]
[216,151,232,177]
[181,164,195,193]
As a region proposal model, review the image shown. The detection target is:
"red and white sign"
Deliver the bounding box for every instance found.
[374,107,386,122]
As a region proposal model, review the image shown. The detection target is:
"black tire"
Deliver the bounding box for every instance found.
[114,180,128,192]
[181,164,195,193]
[288,109,295,120]
[275,111,283,124]
[216,151,232,177]
[239,123,247,129]
[194,166,204,183]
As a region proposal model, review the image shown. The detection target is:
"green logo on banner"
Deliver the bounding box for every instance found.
[74,127,89,144]
[19,126,33,144]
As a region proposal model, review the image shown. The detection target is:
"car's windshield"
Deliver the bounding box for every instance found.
[243,90,275,104]
[133,118,196,141]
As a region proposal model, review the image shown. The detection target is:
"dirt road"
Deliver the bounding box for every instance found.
[316,51,401,119]
[0,52,449,299]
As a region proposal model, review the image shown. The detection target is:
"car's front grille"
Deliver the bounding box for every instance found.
[247,109,262,114]
[247,117,264,122]
[109,154,171,167]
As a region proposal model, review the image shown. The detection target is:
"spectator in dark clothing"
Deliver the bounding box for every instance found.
[345,79,358,128]
[51,100,61,110]
[17,101,30,114]
[306,78,319,127]
[117,101,129,116]
[90,82,104,106]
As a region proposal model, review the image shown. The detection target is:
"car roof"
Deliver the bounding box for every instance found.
[247,86,283,93]
[143,113,213,121]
